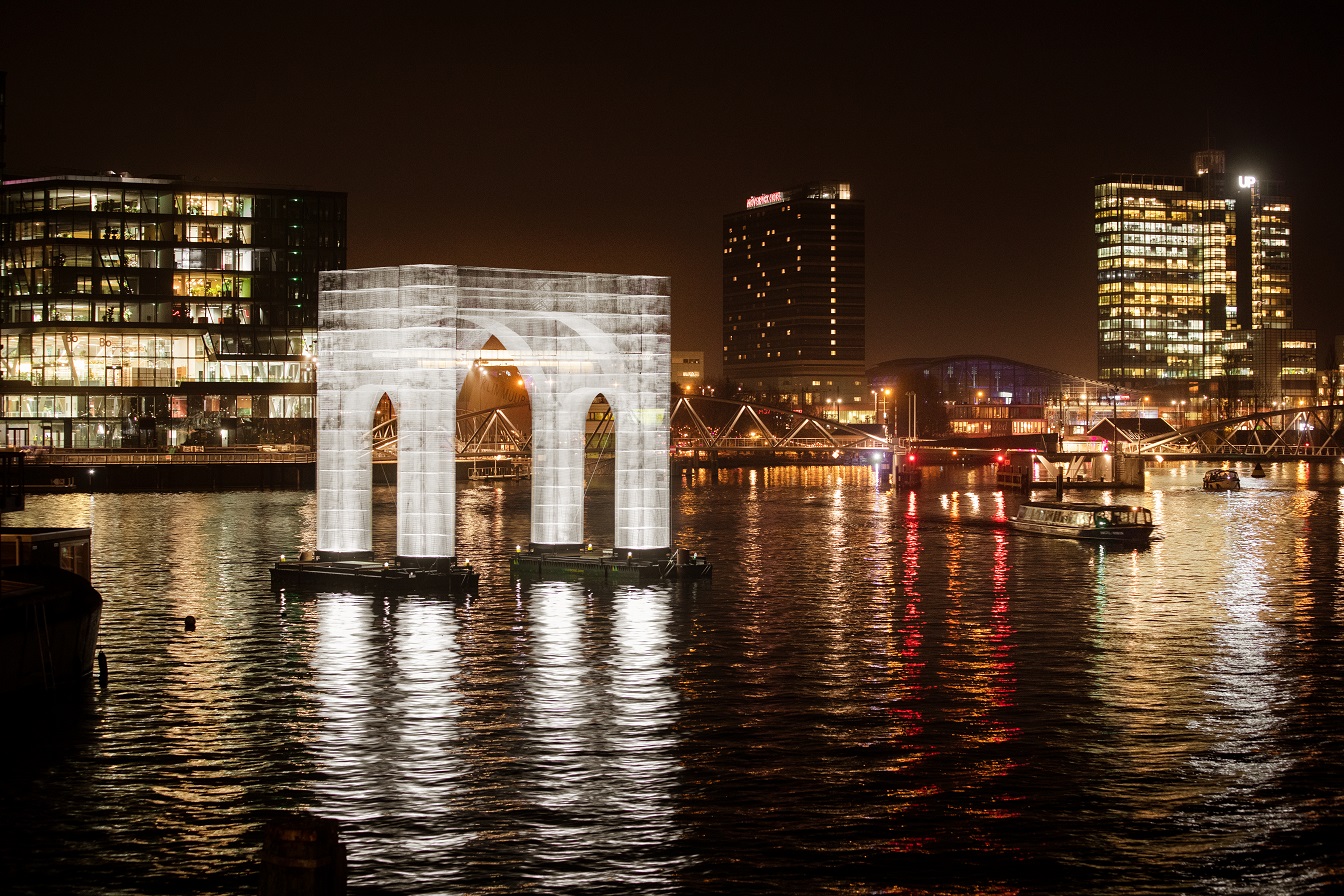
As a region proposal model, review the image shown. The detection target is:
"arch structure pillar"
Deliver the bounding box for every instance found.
[316,265,671,563]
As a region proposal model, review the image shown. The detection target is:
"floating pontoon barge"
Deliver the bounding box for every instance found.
[270,558,479,596]
[510,547,712,585]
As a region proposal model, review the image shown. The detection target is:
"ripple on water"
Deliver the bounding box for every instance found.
[1,465,1342,894]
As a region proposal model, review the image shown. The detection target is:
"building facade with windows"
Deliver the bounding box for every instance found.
[1095,150,1299,403]
[1,172,345,448]
[1222,327,1318,411]
[671,350,705,394]
[722,182,865,413]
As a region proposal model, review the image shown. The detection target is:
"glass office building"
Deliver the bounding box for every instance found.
[1,172,345,448]
[722,182,865,414]
[1095,150,1294,395]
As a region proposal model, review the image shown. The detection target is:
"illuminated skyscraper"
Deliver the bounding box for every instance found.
[1,172,345,448]
[722,182,865,414]
[1094,151,1294,394]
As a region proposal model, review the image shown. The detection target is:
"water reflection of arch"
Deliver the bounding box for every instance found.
[317,265,670,564]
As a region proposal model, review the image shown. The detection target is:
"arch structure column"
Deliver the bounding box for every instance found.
[316,265,671,563]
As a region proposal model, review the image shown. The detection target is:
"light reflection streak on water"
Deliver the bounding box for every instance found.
[989,532,1016,714]
[1088,534,1219,787]
[1339,489,1344,623]
[891,502,924,747]
[939,498,1017,828]
[1083,470,1312,876]
[390,601,465,841]
[737,469,765,591]
[607,586,682,884]
[313,596,384,817]
[991,491,1008,524]
[524,580,597,886]
[312,595,469,891]
[520,581,680,891]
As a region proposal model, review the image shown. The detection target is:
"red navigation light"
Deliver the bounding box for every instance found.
[995,454,1006,464]
[906,453,917,464]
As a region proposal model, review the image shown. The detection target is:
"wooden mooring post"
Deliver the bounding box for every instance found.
[259,811,346,896]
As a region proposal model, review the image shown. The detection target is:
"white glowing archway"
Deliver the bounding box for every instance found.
[316,265,671,562]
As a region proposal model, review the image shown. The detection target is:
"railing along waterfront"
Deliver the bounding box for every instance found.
[26,449,315,465]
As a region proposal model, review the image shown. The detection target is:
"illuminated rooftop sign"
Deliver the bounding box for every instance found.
[1239,175,1257,189]
[746,191,784,209]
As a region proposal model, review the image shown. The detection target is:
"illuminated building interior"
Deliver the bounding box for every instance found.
[1095,151,1304,404]
[317,265,671,562]
[722,182,866,415]
[0,172,346,447]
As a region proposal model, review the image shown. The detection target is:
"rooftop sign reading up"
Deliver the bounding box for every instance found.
[746,191,784,209]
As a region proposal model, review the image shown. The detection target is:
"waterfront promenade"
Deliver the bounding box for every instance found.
[15,446,315,491]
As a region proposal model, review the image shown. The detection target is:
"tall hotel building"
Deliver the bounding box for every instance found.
[1095,150,1306,404]
[722,182,865,413]
[1,172,346,448]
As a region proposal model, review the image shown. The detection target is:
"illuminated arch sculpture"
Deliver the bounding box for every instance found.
[316,265,671,562]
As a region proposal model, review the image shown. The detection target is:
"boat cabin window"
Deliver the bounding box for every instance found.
[1094,508,1151,527]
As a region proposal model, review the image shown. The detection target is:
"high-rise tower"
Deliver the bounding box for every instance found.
[722,183,865,413]
[1094,151,1294,394]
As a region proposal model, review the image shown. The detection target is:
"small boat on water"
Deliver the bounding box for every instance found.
[1202,469,1241,491]
[467,461,529,482]
[1010,500,1155,543]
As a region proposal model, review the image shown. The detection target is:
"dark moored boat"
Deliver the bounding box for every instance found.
[2,527,103,695]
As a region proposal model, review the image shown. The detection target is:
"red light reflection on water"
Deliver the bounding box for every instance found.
[988,529,1020,722]
[892,508,925,739]
[885,489,1024,863]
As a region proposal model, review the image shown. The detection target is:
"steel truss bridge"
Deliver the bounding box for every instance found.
[1128,406,1344,460]
[369,400,1344,464]
[370,396,890,463]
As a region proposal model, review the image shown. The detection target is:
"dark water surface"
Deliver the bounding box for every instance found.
[3,461,1343,894]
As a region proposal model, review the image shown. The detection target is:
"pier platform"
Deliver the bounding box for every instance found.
[270,558,479,596]
[510,548,712,585]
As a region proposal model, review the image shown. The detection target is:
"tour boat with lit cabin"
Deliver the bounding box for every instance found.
[1010,500,1155,543]
[1202,469,1241,491]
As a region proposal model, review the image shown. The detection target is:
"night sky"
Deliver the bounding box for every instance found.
[4,5,1341,379]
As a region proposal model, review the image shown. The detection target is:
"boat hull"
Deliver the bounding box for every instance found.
[0,565,103,695]
[1008,519,1153,542]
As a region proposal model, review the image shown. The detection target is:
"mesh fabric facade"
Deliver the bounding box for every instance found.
[317,265,671,560]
